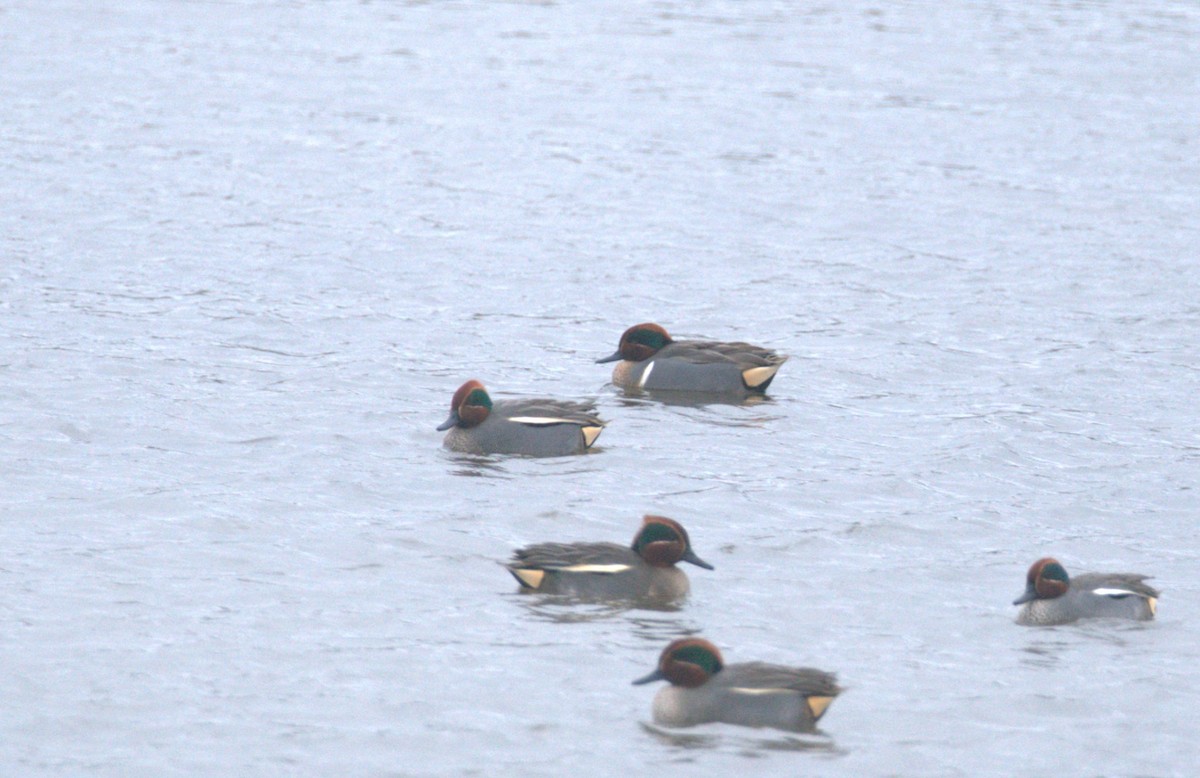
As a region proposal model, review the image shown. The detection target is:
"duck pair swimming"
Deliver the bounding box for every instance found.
[505,515,841,732]
[511,537,1162,624]
[436,323,787,456]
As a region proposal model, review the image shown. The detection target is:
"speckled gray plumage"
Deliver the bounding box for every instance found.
[441,398,604,456]
[612,340,786,394]
[651,663,840,730]
[505,542,690,600]
[1016,572,1159,626]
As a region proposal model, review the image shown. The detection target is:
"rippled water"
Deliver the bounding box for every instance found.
[4,0,1199,775]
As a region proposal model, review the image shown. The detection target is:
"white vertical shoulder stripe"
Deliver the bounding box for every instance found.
[638,361,655,388]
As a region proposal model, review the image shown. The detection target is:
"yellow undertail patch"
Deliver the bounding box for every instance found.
[742,364,781,389]
[1147,596,1158,617]
[512,568,545,589]
[581,426,604,448]
[807,696,835,720]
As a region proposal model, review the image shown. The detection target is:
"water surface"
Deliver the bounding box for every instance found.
[3,1,1199,775]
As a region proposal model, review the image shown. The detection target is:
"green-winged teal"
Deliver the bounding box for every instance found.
[437,379,604,456]
[505,515,712,600]
[633,637,841,731]
[597,323,787,395]
[1013,557,1159,626]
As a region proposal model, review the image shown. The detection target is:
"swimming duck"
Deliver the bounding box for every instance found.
[1013,557,1159,625]
[597,323,787,395]
[505,515,713,600]
[633,637,841,731]
[437,379,605,456]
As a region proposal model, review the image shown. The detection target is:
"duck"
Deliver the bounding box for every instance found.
[597,323,787,396]
[436,379,605,456]
[633,637,841,731]
[505,515,713,600]
[1013,557,1159,625]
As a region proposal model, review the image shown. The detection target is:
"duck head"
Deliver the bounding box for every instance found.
[633,637,723,688]
[437,379,492,431]
[597,323,672,364]
[1013,557,1070,604]
[631,515,714,570]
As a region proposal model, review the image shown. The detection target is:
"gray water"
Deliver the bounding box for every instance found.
[3,0,1199,775]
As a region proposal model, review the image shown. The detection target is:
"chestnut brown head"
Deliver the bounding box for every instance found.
[436,380,493,431]
[596,323,673,364]
[1013,557,1070,605]
[630,515,714,570]
[632,637,723,688]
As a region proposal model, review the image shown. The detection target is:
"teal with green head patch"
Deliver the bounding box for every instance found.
[1015,556,1073,604]
[1041,561,1069,584]
[629,326,670,351]
[465,387,493,410]
[633,521,682,552]
[672,643,723,676]
[630,515,713,570]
